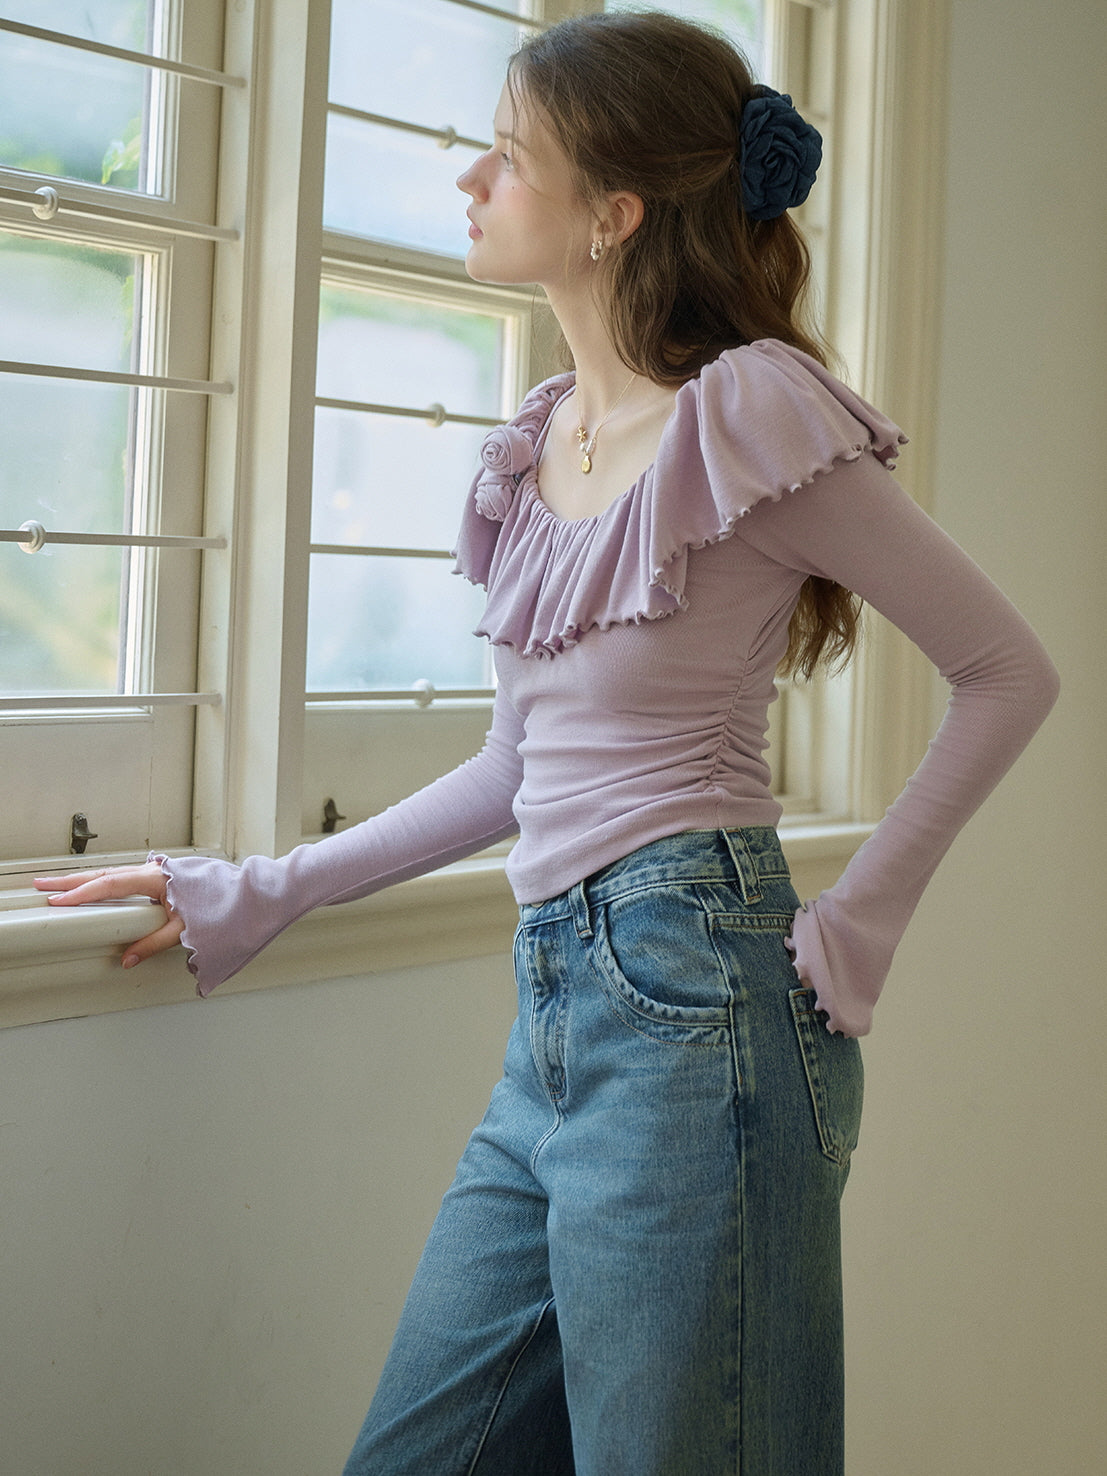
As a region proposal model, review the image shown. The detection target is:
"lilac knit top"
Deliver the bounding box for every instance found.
[155,341,1058,1035]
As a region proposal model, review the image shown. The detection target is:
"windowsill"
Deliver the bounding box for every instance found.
[0,820,874,1030]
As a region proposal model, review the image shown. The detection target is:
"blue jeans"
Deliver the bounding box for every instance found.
[343,828,863,1475]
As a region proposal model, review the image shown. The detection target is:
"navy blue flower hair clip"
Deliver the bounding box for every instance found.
[739,87,822,221]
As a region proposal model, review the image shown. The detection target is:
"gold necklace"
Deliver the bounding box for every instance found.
[575,373,636,474]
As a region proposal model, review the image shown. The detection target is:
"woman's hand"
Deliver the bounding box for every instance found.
[32,862,185,969]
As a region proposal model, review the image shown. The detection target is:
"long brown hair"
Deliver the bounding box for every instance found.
[511,10,860,678]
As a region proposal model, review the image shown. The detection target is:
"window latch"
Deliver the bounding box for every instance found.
[322,798,346,835]
[70,813,99,855]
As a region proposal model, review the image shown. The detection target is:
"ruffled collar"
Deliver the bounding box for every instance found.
[453,341,906,660]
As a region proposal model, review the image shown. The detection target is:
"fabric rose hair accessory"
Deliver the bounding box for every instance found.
[473,424,534,521]
[739,87,822,221]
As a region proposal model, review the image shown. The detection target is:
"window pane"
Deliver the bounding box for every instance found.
[313,0,527,702]
[0,376,134,535]
[0,376,136,694]
[0,230,143,374]
[0,231,148,695]
[1,1,154,48]
[314,284,506,550]
[0,229,143,534]
[323,114,479,254]
[0,2,164,192]
[0,542,122,693]
[306,554,491,693]
[317,283,503,416]
[313,410,487,552]
[610,0,765,73]
[329,0,525,145]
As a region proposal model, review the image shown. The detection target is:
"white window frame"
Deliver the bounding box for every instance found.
[300,266,537,838]
[0,0,949,1029]
[0,0,231,865]
[300,0,577,840]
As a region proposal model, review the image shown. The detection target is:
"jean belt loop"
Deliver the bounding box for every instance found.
[568,880,594,939]
[722,828,762,904]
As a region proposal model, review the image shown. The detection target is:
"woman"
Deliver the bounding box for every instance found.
[38,12,1058,1474]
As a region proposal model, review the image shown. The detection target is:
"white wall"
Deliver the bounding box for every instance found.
[842,1,1107,1471]
[1,3,1104,1473]
[0,957,519,1475]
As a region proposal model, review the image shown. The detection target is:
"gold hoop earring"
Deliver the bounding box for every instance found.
[590,239,604,262]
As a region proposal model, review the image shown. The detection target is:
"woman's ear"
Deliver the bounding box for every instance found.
[597,191,645,248]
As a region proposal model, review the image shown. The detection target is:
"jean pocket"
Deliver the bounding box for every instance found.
[789,989,864,1167]
[591,887,734,1043]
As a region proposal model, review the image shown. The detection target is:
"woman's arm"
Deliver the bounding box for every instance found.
[738,452,1060,1035]
[37,688,525,995]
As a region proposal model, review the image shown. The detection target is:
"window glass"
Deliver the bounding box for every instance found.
[314,285,505,554]
[311,282,509,687]
[0,543,122,693]
[0,232,148,693]
[312,410,489,553]
[0,375,135,536]
[316,283,502,417]
[306,553,491,694]
[0,231,142,375]
[314,0,528,703]
[323,115,482,255]
[0,1,154,47]
[0,2,166,193]
[609,0,765,73]
[323,0,537,252]
[329,0,524,143]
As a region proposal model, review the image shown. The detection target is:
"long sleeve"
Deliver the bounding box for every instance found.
[156,689,525,996]
[737,452,1060,1035]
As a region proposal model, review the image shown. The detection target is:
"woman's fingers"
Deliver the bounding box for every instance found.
[33,862,168,907]
[31,870,107,894]
[32,862,182,969]
[121,913,186,968]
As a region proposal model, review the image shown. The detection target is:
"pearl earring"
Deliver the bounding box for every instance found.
[590,239,604,262]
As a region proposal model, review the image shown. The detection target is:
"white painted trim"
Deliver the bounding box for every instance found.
[191,0,331,862]
[0,857,512,1029]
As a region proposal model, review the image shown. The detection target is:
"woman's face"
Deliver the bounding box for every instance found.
[456,81,595,291]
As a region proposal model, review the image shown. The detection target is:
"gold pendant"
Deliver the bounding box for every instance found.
[580,452,592,474]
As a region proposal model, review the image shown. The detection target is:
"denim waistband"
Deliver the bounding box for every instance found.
[520,827,790,927]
